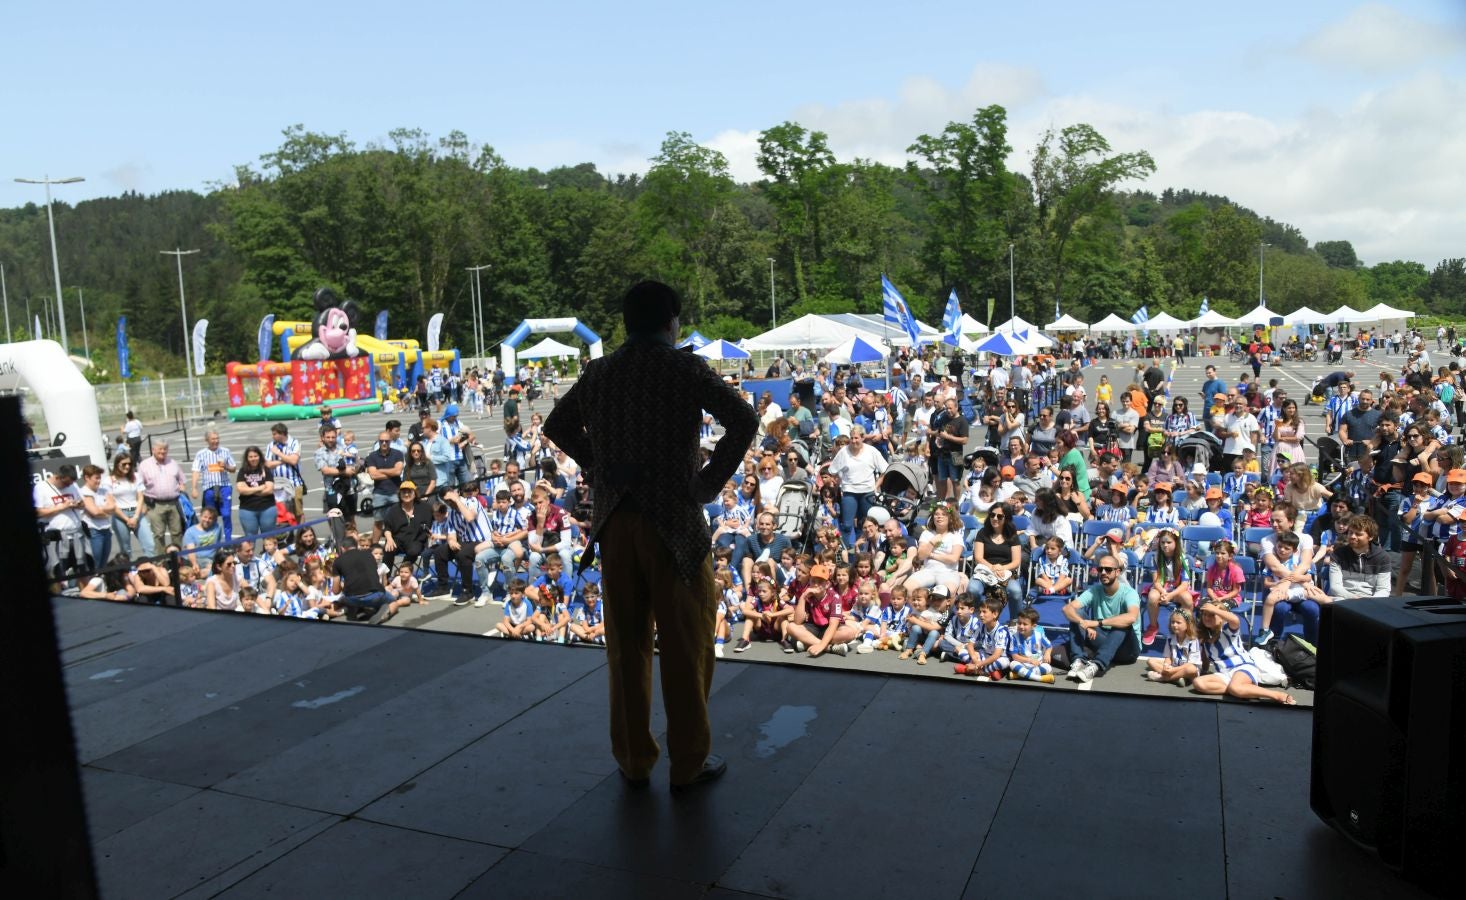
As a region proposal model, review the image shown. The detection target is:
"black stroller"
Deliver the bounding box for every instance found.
[873,461,929,527]
[1175,431,1223,473]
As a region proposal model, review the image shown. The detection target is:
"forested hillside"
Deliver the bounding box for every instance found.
[1,108,1460,378]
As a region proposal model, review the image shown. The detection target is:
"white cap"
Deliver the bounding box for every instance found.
[1191,462,1207,475]
[865,507,892,527]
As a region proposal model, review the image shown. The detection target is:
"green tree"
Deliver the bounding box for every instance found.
[636,132,736,324]
[1420,258,1466,316]
[1360,260,1428,309]
[1314,240,1360,269]
[756,122,839,305]
[1030,123,1155,318]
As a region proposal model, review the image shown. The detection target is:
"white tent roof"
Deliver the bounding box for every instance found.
[1234,306,1283,327]
[822,336,890,365]
[516,337,581,359]
[1363,303,1417,321]
[1189,309,1238,328]
[1045,313,1089,331]
[1283,307,1328,326]
[992,315,1036,333]
[1013,327,1056,349]
[743,312,939,350]
[957,313,990,335]
[1143,311,1190,331]
[1089,313,1137,333]
[1331,305,1374,324]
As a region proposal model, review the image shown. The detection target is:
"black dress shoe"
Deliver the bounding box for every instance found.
[671,755,727,792]
[619,770,650,789]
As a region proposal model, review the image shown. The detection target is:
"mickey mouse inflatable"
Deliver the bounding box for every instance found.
[296,287,361,361]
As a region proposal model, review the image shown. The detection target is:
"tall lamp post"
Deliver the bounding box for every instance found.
[77,288,90,360]
[467,263,491,365]
[1008,243,1016,325]
[161,248,201,417]
[1,262,9,342]
[14,175,85,353]
[767,257,776,328]
[1258,241,1268,307]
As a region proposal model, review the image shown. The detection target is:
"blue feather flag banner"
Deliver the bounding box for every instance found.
[374,310,389,341]
[882,274,921,347]
[116,316,131,379]
[941,289,962,346]
[256,314,275,362]
[1131,306,1149,326]
[1199,296,1210,316]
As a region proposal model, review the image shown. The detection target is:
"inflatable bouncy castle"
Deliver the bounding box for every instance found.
[226,289,460,421]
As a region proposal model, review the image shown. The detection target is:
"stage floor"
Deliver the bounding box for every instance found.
[61,598,1427,900]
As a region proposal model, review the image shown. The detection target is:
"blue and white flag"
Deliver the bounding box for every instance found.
[192,319,209,375]
[374,310,389,341]
[427,312,444,353]
[882,274,921,347]
[1199,297,1210,316]
[256,314,275,362]
[117,316,131,379]
[1131,306,1149,326]
[941,289,962,346]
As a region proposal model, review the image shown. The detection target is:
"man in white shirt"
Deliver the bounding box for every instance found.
[1221,396,1259,471]
[988,360,1009,393]
[35,464,86,578]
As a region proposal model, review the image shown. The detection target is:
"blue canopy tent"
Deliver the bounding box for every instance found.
[677,331,711,350]
[693,339,750,360]
[822,336,889,365]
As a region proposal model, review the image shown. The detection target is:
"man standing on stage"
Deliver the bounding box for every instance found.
[545,280,757,792]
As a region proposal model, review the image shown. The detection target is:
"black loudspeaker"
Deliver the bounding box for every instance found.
[1311,596,1466,894]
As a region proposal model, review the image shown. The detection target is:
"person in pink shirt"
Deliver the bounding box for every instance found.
[136,440,187,548]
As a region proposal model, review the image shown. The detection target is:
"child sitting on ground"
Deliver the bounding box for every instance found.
[568,583,605,644]
[735,577,790,652]
[956,593,1009,680]
[1145,608,1201,685]
[498,578,536,640]
[878,585,911,651]
[854,581,885,653]
[935,593,980,667]
[714,568,739,657]
[1005,606,1054,683]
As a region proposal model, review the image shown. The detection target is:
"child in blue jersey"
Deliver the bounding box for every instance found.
[1255,530,1328,647]
[178,563,202,609]
[900,585,948,664]
[498,578,536,640]
[340,430,359,470]
[956,594,1010,680]
[1192,602,1295,704]
[1201,487,1234,534]
[1095,483,1136,529]
[935,593,980,665]
[854,581,885,653]
[1005,606,1054,683]
[1146,609,1201,686]
[714,569,739,658]
[1033,536,1073,598]
[877,585,911,651]
[1222,458,1248,506]
[569,583,605,644]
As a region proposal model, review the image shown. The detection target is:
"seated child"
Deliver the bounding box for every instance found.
[877,585,911,651]
[1222,459,1248,506]
[934,593,980,666]
[714,568,740,657]
[498,578,536,640]
[568,583,605,644]
[1243,488,1274,530]
[736,577,792,651]
[955,592,1010,679]
[1255,530,1329,647]
[1005,606,1054,683]
[1145,608,1201,685]
[899,584,949,664]
[854,581,885,653]
[1033,536,1073,598]
[1203,540,1244,609]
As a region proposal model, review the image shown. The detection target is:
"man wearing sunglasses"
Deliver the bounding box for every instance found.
[1062,554,1142,683]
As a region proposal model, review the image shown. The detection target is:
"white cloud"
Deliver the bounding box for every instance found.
[1297,3,1466,73]
[102,161,151,192]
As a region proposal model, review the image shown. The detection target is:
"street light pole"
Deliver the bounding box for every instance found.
[1258,241,1266,307]
[14,175,84,353]
[161,248,201,417]
[77,288,90,359]
[1,263,9,342]
[467,263,491,365]
[1008,243,1016,324]
[767,257,776,327]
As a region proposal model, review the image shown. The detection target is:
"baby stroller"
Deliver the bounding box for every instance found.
[774,481,816,545]
[873,460,929,527]
[1175,431,1223,473]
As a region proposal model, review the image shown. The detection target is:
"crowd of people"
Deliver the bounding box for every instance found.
[37,323,1466,702]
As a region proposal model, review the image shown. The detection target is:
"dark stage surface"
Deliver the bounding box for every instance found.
[61,598,1427,899]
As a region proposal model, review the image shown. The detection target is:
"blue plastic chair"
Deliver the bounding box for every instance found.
[1080,519,1123,552]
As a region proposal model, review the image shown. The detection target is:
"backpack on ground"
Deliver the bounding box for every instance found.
[1272,634,1317,691]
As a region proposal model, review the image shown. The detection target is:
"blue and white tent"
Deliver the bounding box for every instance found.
[693,339,750,360]
[822,336,889,365]
[677,331,711,350]
[972,330,1040,357]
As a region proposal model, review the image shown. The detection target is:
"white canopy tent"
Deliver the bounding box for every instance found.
[1331,305,1373,324]
[1045,313,1089,331]
[516,336,581,359]
[1143,311,1190,331]
[957,313,990,336]
[822,336,890,365]
[1283,307,1328,326]
[1188,309,1238,328]
[992,315,1037,334]
[1234,306,1283,327]
[0,340,106,464]
[743,312,940,351]
[1014,328,1056,349]
[1364,302,1416,321]
[1089,313,1137,333]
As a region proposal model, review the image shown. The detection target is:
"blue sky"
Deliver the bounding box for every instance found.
[3,1,1463,264]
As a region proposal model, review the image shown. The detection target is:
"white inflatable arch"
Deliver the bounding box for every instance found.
[0,340,106,464]
[501,317,603,384]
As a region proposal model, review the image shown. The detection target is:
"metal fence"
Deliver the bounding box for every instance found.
[92,376,231,427]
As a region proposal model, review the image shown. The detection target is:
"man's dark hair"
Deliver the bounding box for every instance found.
[623,280,681,335]
[56,464,77,482]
